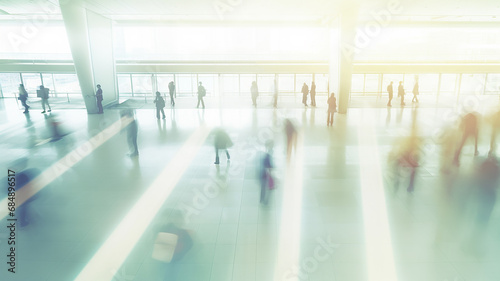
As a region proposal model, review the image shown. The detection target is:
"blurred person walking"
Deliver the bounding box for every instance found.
[327,92,337,126]
[412,81,419,103]
[251,81,259,107]
[213,128,233,165]
[196,82,206,109]
[169,81,176,106]
[18,84,30,113]
[310,81,317,106]
[398,81,405,106]
[301,82,309,106]
[96,84,103,114]
[488,109,500,156]
[387,81,393,107]
[259,141,274,204]
[121,109,139,157]
[454,111,480,165]
[39,85,51,113]
[284,119,298,161]
[154,91,166,119]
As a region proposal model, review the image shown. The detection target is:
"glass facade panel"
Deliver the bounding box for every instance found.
[314,74,329,95]
[295,74,313,94]
[220,74,239,95]
[439,74,457,94]
[277,74,294,94]
[176,74,196,96]
[21,73,42,95]
[364,74,380,94]
[257,74,275,95]
[460,74,486,95]
[485,74,500,94]
[0,73,22,97]
[351,74,364,94]
[157,74,175,95]
[240,74,257,95]
[198,74,218,96]
[131,74,153,95]
[52,74,80,94]
[118,74,132,96]
[42,73,55,94]
[418,74,439,94]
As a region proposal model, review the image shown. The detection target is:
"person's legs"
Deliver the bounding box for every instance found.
[201,97,205,108]
[41,99,46,112]
[474,130,479,155]
[214,148,220,164]
[47,100,51,111]
[225,149,230,160]
[197,97,200,108]
[260,176,267,203]
[156,108,160,119]
[161,108,166,119]
[98,101,103,113]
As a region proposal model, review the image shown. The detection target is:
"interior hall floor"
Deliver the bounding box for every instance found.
[1,97,500,281]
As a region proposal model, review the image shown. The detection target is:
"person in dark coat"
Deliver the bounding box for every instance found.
[301,83,309,106]
[154,91,166,119]
[327,92,337,126]
[213,128,232,164]
[398,81,405,106]
[412,82,419,103]
[310,81,316,107]
[96,84,103,113]
[251,81,259,107]
[197,82,206,109]
[168,81,176,106]
[387,81,393,107]
[18,84,29,113]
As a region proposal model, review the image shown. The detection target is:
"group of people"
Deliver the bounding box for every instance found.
[17,83,104,114]
[387,81,419,107]
[301,82,317,107]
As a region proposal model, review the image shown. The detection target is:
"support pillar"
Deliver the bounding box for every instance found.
[59,1,118,114]
[329,3,359,114]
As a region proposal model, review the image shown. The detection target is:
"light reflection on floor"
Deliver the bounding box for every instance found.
[0,98,499,281]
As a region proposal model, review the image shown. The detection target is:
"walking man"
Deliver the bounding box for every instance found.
[197,82,206,109]
[398,81,405,106]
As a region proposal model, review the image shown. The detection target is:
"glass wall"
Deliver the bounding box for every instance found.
[351,73,500,98]
[0,73,22,97]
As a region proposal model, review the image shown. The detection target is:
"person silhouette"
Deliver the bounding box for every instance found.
[310,81,316,106]
[18,84,29,113]
[168,81,176,106]
[412,82,419,103]
[387,81,393,107]
[398,81,405,106]
[301,82,309,106]
[39,85,51,113]
[96,84,103,114]
[154,91,166,119]
[251,81,259,107]
[327,92,337,126]
[197,82,206,109]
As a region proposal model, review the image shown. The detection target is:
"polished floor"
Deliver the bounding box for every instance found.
[1,97,500,281]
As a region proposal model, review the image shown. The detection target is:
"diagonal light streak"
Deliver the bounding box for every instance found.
[74,125,211,281]
[274,132,304,281]
[357,112,398,281]
[0,116,133,220]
